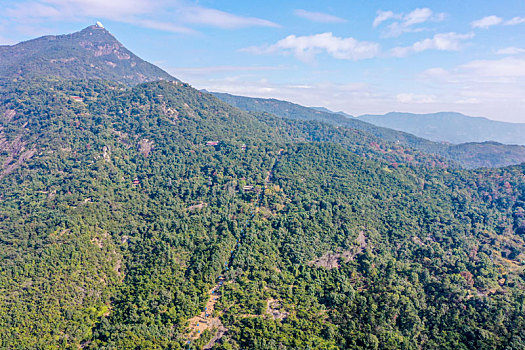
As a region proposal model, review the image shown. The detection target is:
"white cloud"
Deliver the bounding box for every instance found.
[188,77,381,116]
[454,97,480,104]
[374,8,445,37]
[403,8,434,26]
[385,22,424,38]
[460,57,525,77]
[6,2,63,18]
[42,0,154,18]
[5,0,189,33]
[422,58,525,85]
[373,10,397,27]
[419,67,450,79]
[396,93,435,103]
[391,32,474,57]
[505,16,525,25]
[471,15,503,29]
[132,19,196,34]
[469,15,525,28]
[410,58,525,122]
[184,58,525,123]
[294,9,346,23]
[172,65,286,75]
[242,32,380,62]
[496,47,525,55]
[167,65,288,82]
[2,0,279,36]
[182,7,279,29]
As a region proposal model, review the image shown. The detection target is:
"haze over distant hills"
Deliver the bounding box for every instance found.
[0,23,176,86]
[311,107,354,119]
[357,112,525,145]
[212,92,525,168]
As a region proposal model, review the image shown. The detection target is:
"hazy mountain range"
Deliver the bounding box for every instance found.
[268,105,525,146]
[357,112,525,145]
[212,92,525,168]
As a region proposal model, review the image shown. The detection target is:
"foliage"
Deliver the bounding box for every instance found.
[0,79,524,349]
[213,92,525,169]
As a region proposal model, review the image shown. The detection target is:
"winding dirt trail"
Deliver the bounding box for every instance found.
[183,149,284,349]
[185,283,224,340]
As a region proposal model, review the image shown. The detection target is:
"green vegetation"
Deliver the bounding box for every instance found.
[0,78,524,349]
[212,92,525,168]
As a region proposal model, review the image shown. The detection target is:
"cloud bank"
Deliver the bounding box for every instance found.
[4,0,279,34]
[373,8,445,37]
[391,32,474,57]
[294,9,346,23]
[471,15,503,29]
[243,32,380,61]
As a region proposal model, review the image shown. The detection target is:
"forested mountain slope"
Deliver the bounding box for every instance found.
[212,92,525,169]
[3,22,523,169]
[0,78,524,349]
[0,24,176,86]
[358,112,525,145]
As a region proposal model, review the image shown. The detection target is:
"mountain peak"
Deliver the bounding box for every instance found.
[0,25,178,86]
[74,24,122,46]
[81,23,109,33]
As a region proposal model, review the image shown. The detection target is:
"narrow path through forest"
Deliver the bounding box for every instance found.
[183,148,284,349]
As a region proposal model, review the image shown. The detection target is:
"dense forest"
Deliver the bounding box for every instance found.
[0,77,524,349]
[212,92,525,169]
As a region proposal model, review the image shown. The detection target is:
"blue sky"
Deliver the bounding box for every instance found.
[1,0,525,122]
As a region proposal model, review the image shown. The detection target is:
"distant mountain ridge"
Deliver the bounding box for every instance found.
[357,112,525,145]
[212,92,525,168]
[0,24,177,85]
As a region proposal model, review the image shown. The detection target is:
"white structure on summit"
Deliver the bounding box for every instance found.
[96,21,104,28]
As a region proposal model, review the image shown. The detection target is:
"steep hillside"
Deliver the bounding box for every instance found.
[212,92,525,168]
[0,24,177,85]
[359,112,525,145]
[3,23,523,169]
[0,78,452,180]
[0,78,524,349]
[1,25,525,350]
[212,92,391,134]
[311,106,354,118]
